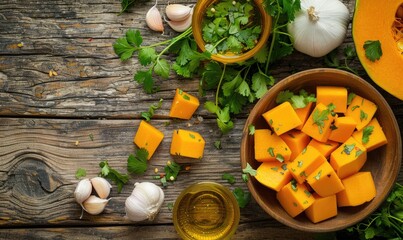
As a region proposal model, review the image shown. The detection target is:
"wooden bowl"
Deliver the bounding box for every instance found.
[240,68,402,232]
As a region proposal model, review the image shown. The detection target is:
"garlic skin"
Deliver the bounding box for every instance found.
[287,0,350,57]
[82,195,110,215]
[74,178,92,205]
[125,182,165,222]
[165,4,192,22]
[146,1,164,32]
[91,177,112,199]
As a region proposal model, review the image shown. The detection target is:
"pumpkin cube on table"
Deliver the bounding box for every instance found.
[170,129,205,160]
[169,88,200,120]
[133,120,164,160]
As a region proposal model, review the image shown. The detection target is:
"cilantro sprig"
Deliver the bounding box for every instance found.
[141,98,163,121]
[363,40,383,62]
[127,148,149,174]
[276,89,316,109]
[324,45,359,75]
[99,160,129,193]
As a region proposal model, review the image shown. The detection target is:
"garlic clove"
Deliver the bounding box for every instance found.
[125,182,165,222]
[165,4,192,22]
[82,195,110,215]
[146,1,164,32]
[91,177,112,199]
[166,12,192,32]
[74,178,92,205]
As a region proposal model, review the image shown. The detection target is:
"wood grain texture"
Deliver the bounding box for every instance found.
[0,0,402,238]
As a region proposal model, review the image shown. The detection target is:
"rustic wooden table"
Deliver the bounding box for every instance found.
[0,0,402,239]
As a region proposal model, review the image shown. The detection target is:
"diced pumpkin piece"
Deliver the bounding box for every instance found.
[255,162,292,192]
[169,88,200,120]
[170,129,205,159]
[345,94,377,131]
[317,86,348,113]
[133,120,164,160]
[352,117,387,151]
[277,180,315,217]
[262,101,302,135]
[295,102,314,130]
[288,146,327,184]
[305,194,338,223]
[308,139,339,158]
[280,130,311,162]
[307,161,344,197]
[302,103,336,142]
[254,129,291,162]
[337,172,376,207]
[330,137,367,179]
[328,116,357,143]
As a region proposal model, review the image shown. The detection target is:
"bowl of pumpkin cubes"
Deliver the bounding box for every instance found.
[240,68,402,232]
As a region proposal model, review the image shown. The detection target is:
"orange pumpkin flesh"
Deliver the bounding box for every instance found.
[353,0,403,100]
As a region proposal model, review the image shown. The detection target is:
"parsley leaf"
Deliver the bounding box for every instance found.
[364,40,383,62]
[127,148,149,174]
[75,168,87,179]
[362,125,374,144]
[141,98,163,121]
[233,187,251,208]
[222,173,236,184]
[99,160,129,193]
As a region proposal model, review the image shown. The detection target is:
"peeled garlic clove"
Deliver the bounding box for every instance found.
[166,13,192,32]
[165,4,192,21]
[91,177,112,199]
[125,182,165,222]
[146,1,164,32]
[74,178,92,205]
[82,195,110,215]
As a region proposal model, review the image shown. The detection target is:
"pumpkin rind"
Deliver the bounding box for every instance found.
[353,0,403,100]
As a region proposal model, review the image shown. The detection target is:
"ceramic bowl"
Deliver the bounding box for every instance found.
[240,68,402,232]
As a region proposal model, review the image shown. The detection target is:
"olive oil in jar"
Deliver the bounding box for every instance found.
[173,182,240,240]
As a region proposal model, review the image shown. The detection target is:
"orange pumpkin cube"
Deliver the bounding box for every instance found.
[170,129,205,159]
[330,137,367,179]
[352,117,387,151]
[308,139,339,158]
[295,102,314,130]
[280,130,311,162]
[134,120,164,160]
[262,101,302,135]
[307,161,344,197]
[316,86,348,113]
[277,180,315,217]
[254,129,291,162]
[302,103,337,142]
[328,116,357,143]
[169,88,200,120]
[305,194,338,223]
[288,146,327,184]
[345,94,377,131]
[337,172,376,207]
[255,162,292,192]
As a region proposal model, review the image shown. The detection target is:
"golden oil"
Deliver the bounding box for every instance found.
[173,182,240,240]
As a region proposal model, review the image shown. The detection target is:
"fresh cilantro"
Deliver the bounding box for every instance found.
[351,105,360,111]
[312,104,334,134]
[324,45,359,75]
[88,133,94,141]
[75,168,87,179]
[364,40,383,62]
[360,110,368,122]
[242,173,249,182]
[342,143,356,155]
[268,147,275,157]
[214,140,222,149]
[271,167,279,171]
[347,92,356,105]
[355,149,364,157]
[164,161,181,183]
[276,154,284,163]
[290,179,298,192]
[141,98,163,121]
[232,187,251,208]
[281,164,288,171]
[276,89,316,109]
[242,163,257,176]
[99,160,129,193]
[297,161,303,168]
[222,173,236,184]
[248,124,255,135]
[362,125,374,144]
[127,148,149,174]
[167,202,174,211]
[314,170,322,180]
[119,0,136,15]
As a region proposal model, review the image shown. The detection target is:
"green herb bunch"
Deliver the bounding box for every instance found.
[113,0,301,133]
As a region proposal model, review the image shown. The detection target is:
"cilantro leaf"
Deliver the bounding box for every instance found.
[119,0,136,15]
[222,173,236,184]
[362,125,374,144]
[364,40,383,62]
[127,148,149,174]
[251,71,273,99]
[214,140,222,149]
[141,98,163,121]
[242,163,257,176]
[134,69,154,94]
[233,187,251,208]
[154,59,170,78]
[248,124,255,135]
[75,168,87,179]
[138,48,157,66]
[113,37,136,61]
[276,89,316,109]
[347,92,356,105]
[126,29,142,47]
[99,160,129,193]
[164,161,181,182]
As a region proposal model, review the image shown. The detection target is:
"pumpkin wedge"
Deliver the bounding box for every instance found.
[353,0,403,100]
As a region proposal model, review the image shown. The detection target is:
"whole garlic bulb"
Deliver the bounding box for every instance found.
[287,0,350,57]
[125,182,165,222]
